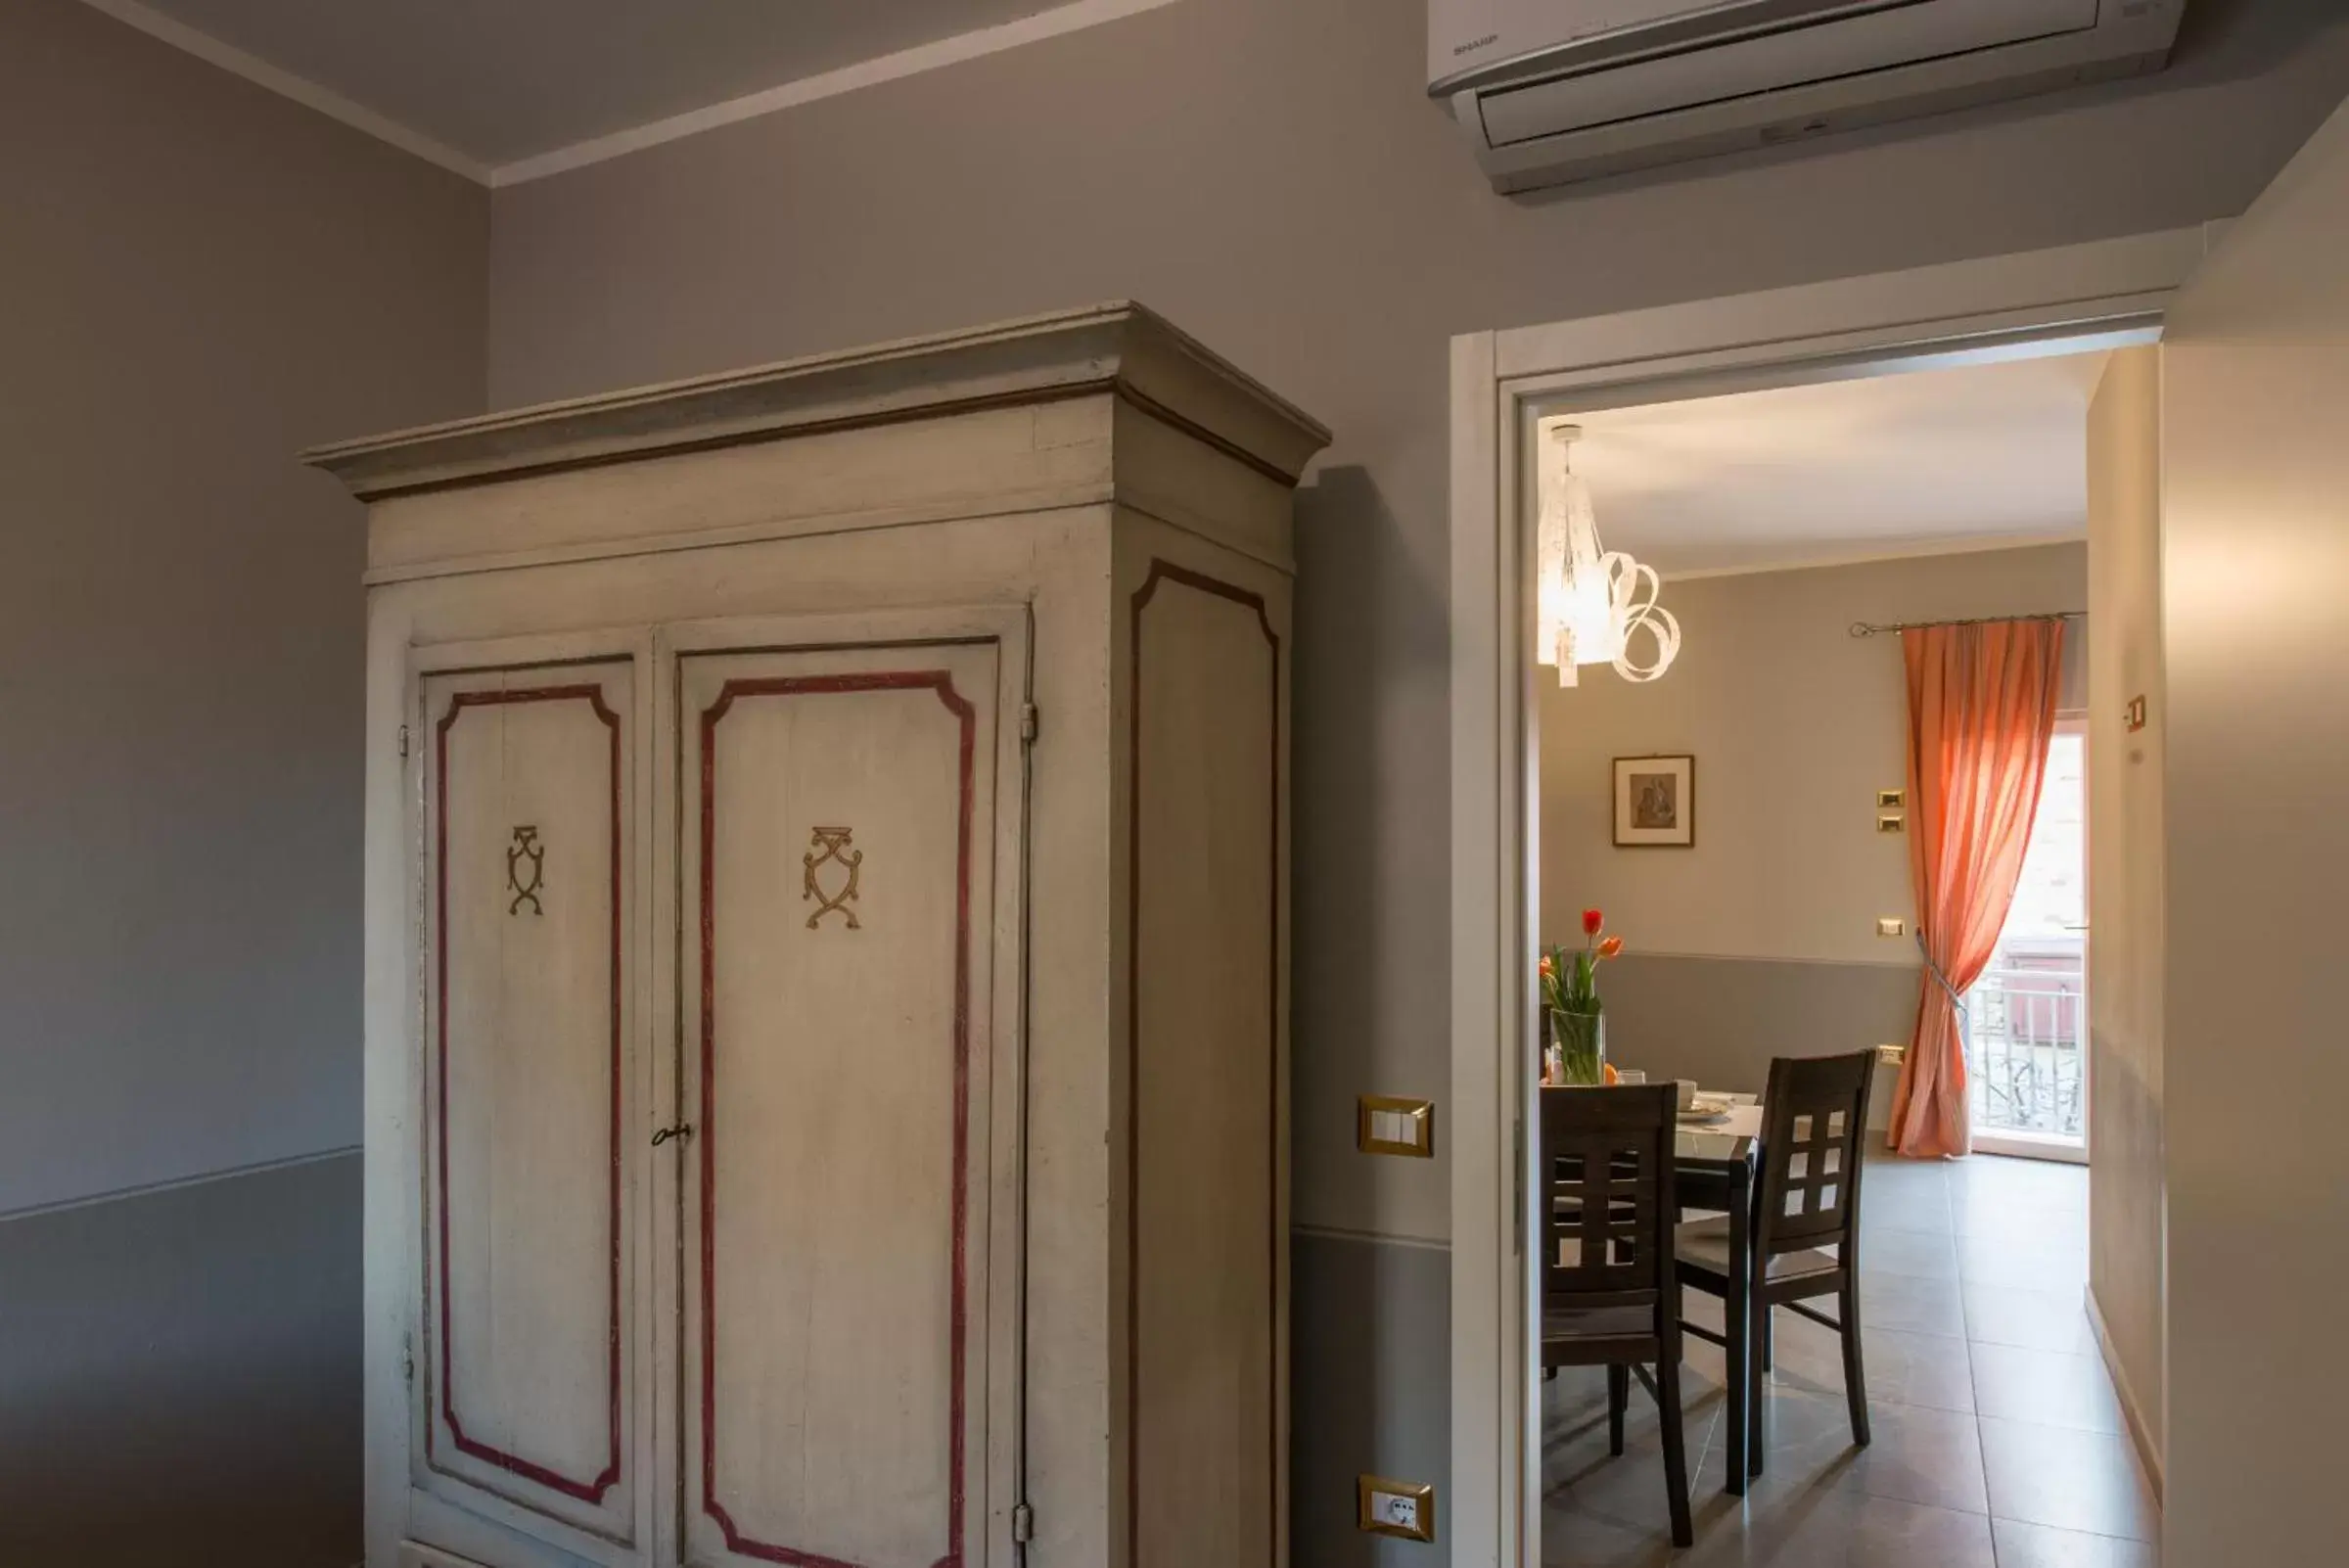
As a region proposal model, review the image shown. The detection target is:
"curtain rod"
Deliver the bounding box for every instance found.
[1848,611,2083,639]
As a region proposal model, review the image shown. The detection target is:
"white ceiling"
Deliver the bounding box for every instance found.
[1560,350,2109,579]
[93,0,1134,175]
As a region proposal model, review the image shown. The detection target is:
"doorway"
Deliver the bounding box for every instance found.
[1967,718,2090,1163]
[1522,354,2122,1563]
[1446,227,2205,1567]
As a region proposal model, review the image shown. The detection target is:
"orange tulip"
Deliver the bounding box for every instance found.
[1539,954,1554,978]
[1597,936,1625,960]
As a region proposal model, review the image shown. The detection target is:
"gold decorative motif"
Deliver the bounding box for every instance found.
[507,826,546,915]
[802,826,862,930]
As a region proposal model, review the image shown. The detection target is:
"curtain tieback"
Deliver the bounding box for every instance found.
[1913,928,1969,1017]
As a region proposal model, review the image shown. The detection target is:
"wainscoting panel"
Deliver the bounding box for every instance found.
[1290,1228,1449,1568]
[1599,953,1920,1129]
[0,1152,361,1567]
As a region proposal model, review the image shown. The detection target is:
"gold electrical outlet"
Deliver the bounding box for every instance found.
[1876,1043,1907,1068]
[1877,788,1907,808]
[1359,1475,1437,1542]
[1358,1096,1435,1159]
[1877,813,1905,834]
[1876,917,1907,939]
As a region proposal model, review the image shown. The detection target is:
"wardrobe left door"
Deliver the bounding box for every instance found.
[412,658,650,1565]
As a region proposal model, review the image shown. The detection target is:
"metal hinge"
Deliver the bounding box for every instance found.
[401,1333,415,1387]
[1511,1115,1525,1257]
[1011,1502,1035,1545]
[1019,703,1038,745]
[398,724,411,760]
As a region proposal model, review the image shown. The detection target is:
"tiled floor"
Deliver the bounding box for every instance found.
[1542,1152,2158,1566]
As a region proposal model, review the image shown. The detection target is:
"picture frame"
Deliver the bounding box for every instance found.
[1613,755,1695,848]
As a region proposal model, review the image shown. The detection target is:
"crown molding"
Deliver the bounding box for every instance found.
[74,0,1183,191]
[490,0,1183,187]
[1657,528,2089,583]
[74,0,490,182]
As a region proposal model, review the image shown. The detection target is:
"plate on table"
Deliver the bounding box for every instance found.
[1677,1096,1735,1125]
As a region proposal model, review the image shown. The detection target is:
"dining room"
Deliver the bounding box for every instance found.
[1519,353,2162,1566]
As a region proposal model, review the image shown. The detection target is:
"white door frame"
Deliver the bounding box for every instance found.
[1446,225,2214,1568]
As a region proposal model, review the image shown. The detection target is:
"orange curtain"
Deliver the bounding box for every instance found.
[1886,620,2067,1158]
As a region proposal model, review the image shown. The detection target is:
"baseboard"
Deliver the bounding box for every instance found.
[2086,1284,2165,1504]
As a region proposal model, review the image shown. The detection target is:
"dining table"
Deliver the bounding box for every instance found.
[1669,1093,1765,1494]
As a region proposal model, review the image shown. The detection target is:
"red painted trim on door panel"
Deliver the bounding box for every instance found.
[699,669,975,1568]
[1125,561,1281,1568]
[433,683,624,1505]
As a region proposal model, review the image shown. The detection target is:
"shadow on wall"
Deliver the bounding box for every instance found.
[1290,464,1452,1233]
[1291,461,1451,1067]
[1288,466,1454,1567]
[0,1156,361,1568]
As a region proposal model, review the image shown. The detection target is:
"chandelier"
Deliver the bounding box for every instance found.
[1537,425,1681,686]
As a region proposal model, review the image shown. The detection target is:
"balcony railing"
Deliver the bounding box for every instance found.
[1962,963,2086,1141]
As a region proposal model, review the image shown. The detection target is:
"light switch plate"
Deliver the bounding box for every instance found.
[1359,1475,1437,1542]
[1877,788,1907,808]
[1877,813,1905,834]
[1876,1043,1907,1068]
[1358,1096,1435,1158]
[1876,917,1907,938]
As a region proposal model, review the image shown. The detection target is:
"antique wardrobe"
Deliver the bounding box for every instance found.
[308,305,1328,1568]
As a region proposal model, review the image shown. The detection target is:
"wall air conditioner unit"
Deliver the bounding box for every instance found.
[1430,0,2186,193]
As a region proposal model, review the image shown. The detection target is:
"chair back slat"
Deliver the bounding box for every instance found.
[1756,1049,1877,1257]
[1540,1084,1680,1315]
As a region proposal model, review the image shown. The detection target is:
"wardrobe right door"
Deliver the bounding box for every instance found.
[674,632,1017,1568]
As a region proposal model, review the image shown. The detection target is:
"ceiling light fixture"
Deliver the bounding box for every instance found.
[1537,424,1681,686]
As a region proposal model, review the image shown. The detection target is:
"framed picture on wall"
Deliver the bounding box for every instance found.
[1613,755,1695,848]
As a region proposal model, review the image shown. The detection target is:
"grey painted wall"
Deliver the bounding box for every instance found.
[1539,545,2089,1124]
[0,1155,362,1566]
[1,6,482,1562]
[1600,953,1914,1130]
[0,0,485,1214]
[2159,99,2349,1562]
[1539,543,2088,966]
[479,3,2349,1555]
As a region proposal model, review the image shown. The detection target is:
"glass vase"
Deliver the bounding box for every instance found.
[1549,1007,1607,1086]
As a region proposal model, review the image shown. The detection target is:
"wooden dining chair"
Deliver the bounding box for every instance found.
[1676,1049,1877,1469]
[1541,1084,1692,1547]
